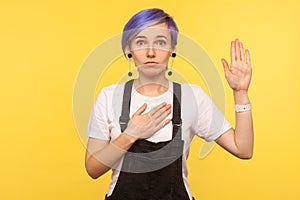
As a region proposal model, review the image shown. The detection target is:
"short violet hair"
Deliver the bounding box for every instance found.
[121,8,179,55]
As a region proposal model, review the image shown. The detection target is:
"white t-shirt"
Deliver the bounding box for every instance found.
[86,80,231,199]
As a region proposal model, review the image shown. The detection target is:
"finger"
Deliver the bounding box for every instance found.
[163,119,172,126]
[133,103,147,116]
[153,108,172,125]
[230,41,235,63]
[149,102,167,116]
[152,104,171,119]
[151,118,171,133]
[235,39,241,61]
[239,42,245,62]
[160,119,172,129]
[221,58,230,77]
[245,49,251,65]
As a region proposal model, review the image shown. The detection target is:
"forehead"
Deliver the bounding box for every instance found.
[135,23,170,39]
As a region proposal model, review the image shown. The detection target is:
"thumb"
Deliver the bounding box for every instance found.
[221,58,230,77]
[133,103,147,116]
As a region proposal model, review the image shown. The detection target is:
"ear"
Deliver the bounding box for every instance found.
[124,45,132,55]
[170,46,176,56]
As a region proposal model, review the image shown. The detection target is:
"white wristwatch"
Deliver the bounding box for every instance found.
[235,104,252,112]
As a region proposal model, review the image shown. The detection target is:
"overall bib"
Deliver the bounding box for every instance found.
[105,80,194,200]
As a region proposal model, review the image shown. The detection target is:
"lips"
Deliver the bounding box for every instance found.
[144,61,159,64]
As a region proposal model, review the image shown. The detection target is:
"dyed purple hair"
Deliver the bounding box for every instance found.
[121,8,179,56]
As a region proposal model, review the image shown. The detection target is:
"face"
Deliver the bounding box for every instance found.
[127,23,175,77]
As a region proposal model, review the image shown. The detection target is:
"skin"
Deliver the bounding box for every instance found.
[85,23,254,180]
[128,22,174,96]
[217,39,253,159]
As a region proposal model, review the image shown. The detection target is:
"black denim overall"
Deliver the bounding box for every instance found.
[105,80,194,200]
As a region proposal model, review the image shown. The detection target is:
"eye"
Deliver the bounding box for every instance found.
[157,40,166,46]
[136,40,145,46]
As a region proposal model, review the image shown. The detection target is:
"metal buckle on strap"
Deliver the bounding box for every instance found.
[172,119,182,127]
[119,116,129,125]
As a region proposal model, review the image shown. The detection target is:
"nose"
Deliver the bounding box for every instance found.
[146,46,156,58]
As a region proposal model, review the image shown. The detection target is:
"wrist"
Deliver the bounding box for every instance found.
[122,131,138,144]
[235,103,252,112]
[233,90,250,104]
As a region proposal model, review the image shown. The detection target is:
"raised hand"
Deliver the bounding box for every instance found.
[124,102,172,140]
[221,39,252,92]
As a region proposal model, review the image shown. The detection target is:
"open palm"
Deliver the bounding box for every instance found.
[221,39,252,91]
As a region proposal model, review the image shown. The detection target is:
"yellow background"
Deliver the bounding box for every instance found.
[1,0,300,199]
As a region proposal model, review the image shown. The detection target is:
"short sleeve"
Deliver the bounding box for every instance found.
[192,86,232,142]
[86,89,110,140]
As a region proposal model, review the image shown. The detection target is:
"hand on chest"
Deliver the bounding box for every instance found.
[129,93,174,142]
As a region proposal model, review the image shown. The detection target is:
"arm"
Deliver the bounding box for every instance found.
[216,39,254,159]
[85,102,172,179]
[85,132,136,179]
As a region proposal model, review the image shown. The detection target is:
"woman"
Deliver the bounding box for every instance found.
[85,8,253,200]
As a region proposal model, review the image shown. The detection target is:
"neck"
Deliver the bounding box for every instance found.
[134,76,169,97]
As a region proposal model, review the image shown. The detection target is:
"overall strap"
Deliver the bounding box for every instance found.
[119,79,133,132]
[172,82,182,138]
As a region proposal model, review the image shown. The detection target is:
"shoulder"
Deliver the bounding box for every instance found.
[98,82,126,95]
[180,83,208,97]
[179,83,213,109]
[95,82,126,102]
[100,82,125,93]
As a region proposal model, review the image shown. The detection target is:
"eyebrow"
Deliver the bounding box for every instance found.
[134,35,168,40]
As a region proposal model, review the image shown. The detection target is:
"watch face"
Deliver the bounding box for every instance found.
[235,104,251,112]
